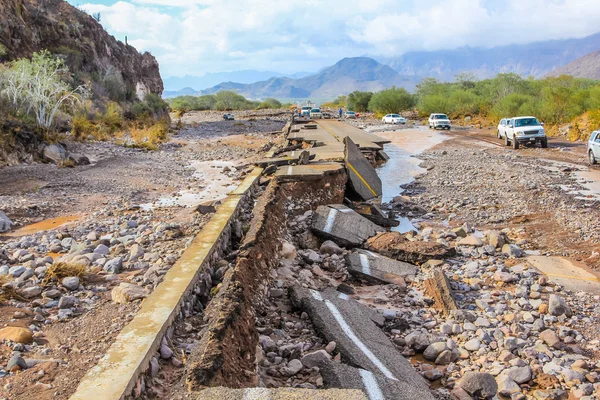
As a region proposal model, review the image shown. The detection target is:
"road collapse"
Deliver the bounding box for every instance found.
[70,116,447,400]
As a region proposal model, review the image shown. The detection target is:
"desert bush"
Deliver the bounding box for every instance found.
[257,98,282,109]
[347,91,373,112]
[368,87,416,115]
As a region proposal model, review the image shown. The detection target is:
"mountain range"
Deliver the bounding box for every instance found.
[163,32,600,100]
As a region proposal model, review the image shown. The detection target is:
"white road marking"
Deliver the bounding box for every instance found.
[338,293,349,300]
[243,388,272,400]
[359,369,385,400]
[339,208,353,213]
[363,250,379,258]
[323,208,338,233]
[359,254,371,276]
[287,166,293,176]
[310,293,397,381]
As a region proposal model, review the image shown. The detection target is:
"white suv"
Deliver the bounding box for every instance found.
[428,113,451,130]
[504,116,547,149]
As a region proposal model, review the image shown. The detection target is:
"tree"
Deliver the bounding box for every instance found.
[368,87,415,115]
[347,91,373,112]
[1,50,86,130]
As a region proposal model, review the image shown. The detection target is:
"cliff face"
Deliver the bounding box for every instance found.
[0,0,163,99]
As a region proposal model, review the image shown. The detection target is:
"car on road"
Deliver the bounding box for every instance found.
[382,114,407,124]
[300,106,312,117]
[497,118,509,139]
[310,108,323,119]
[428,113,451,130]
[223,113,235,121]
[344,111,357,119]
[587,131,600,164]
[504,116,547,149]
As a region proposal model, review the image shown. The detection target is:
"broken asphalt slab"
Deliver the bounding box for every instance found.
[320,360,435,400]
[196,387,368,400]
[423,269,458,315]
[290,286,431,394]
[366,232,454,265]
[311,205,385,248]
[344,137,382,201]
[345,249,417,286]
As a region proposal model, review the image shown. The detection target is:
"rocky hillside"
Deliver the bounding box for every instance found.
[0,0,163,99]
[200,57,419,99]
[547,50,600,80]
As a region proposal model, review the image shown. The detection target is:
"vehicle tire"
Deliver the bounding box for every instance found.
[505,135,509,146]
[512,137,519,150]
[590,150,597,165]
[497,130,501,139]
[541,138,548,148]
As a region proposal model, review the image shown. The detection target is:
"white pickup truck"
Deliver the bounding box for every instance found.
[504,116,547,149]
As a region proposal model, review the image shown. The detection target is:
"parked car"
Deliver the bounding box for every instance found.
[344,111,357,119]
[428,113,451,130]
[504,116,547,149]
[382,114,407,124]
[322,112,332,119]
[587,130,600,164]
[300,106,312,117]
[310,108,323,119]
[497,118,509,139]
[223,113,235,120]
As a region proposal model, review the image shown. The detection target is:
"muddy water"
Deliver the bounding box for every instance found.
[2,215,81,237]
[141,160,239,210]
[376,127,449,203]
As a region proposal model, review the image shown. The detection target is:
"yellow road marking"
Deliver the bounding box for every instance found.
[543,272,600,283]
[347,162,377,197]
[317,121,343,142]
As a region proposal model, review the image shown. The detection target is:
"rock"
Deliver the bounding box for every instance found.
[94,244,110,255]
[548,294,572,317]
[111,283,149,304]
[505,365,532,384]
[104,257,123,274]
[129,244,144,261]
[283,359,303,376]
[494,271,517,283]
[319,240,344,255]
[160,344,173,359]
[539,329,562,349]
[497,375,521,397]
[58,296,76,309]
[424,342,447,361]
[325,341,336,354]
[0,327,33,344]
[424,369,443,381]
[488,231,505,249]
[20,285,42,299]
[0,211,13,233]
[7,355,27,371]
[367,232,454,264]
[300,350,331,368]
[458,372,498,399]
[502,244,523,258]
[457,235,483,246]
[465,338,481,352]
[43,143,68,164]
[69,153,90,165]
[281,242,297,259]
[9,265,26,277]
[61,237,74,249]
[435,349,456,365]
[259,335,276,352]
[62,276,80,291]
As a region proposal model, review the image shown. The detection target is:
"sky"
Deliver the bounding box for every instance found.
[68,0,600,78]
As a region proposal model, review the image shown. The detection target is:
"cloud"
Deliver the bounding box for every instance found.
[79,0,600,78]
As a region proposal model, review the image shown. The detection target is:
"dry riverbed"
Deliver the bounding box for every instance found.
[0,114,286,399]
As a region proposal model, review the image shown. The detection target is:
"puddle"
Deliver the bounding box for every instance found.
[573,170,600,200]
[140,160,240,210]
[392,217,418,234]
[2,215,81,237]
[376,127,449,203]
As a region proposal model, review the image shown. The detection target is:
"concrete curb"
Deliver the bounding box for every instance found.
[70,168,264,400]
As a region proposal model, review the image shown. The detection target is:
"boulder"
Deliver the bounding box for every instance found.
[0,327,33,344]
[0,211,13,233]
[111,283,149,304]
[548,294,572,317]
[43,143,68,164]
[502,244,523,258]
[457,235,483,246]
[457,372,498,399]
[62,276,80,291]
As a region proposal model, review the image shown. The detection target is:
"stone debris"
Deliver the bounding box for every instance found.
[344,249,417,286]
[366,231,454,264]
[311,205,384,248]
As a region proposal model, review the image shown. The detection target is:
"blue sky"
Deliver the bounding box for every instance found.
[69,0,600,78]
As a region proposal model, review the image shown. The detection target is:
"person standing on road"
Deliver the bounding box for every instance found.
[338,108,343,119]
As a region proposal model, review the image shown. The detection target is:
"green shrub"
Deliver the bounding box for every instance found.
[368,87,415,115]
[257,98,282,109]
[347,91,373,112]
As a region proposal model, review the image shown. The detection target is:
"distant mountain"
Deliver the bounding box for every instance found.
[383,32,600,81]
[547,50,600,79]
[162,70,311,93]
[199,57,419,99]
